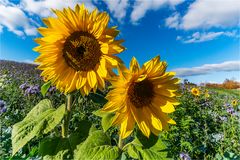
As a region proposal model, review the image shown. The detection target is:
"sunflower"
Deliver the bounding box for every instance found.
[34,4,125,95]
[232,99,238,107]
[191,87,200,96]
[101,56,180,139]
[205,89,210,98]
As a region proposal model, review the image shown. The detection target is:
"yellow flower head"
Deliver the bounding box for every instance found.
[191,87,200,96]
[205,89,210,98]
[34,4,125,95]
[232,99,238,107]
[102,56,180,139]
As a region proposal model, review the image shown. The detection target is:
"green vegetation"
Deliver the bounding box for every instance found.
[1,61,239,159]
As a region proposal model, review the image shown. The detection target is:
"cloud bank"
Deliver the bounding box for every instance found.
[177,30,239,43]
[174,61,240,77]
[0,0,95,37]
[131,0,183,24]
[166,0,240,30]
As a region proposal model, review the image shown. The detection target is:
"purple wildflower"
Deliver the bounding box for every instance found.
[224,103,231,108]
[227,107,234,114]
[180,152,191,160]
[48,86,56,93]
[0,100,7,114]
[19,83,29,90]
[24,85,40,96]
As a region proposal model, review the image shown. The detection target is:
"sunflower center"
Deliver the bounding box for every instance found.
[62,31,102,71]
[128,79,154,108]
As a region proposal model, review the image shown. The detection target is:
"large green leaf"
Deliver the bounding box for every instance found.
[94,110,115,132]
[39,120,94,160]
[11,99,65,155]
[136,129,158,149]
[39,137,71,160]
[41,81,51,96]
[89,92,108,105]
[127,137,172,160]
[127,144,140,159]
[74,130,120,160]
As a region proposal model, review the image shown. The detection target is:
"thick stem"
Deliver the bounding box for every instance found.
[62,94,73,138]
[118,136,123,150]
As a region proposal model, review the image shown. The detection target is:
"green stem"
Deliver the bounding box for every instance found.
[118,136,123,150]
[62,94,73,138]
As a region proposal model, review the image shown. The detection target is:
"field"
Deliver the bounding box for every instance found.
[0,60,240,160]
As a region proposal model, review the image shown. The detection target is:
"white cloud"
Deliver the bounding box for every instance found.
[0,3,37,36]
[174,61,240,77]
[177,30,239,43]
[21,59,39,65]
[165,12,180,29]
[166,0,240,30]
[131,0,184,24]
[0,0,96,37]
[104,0,129,22]
[20,0,95,17]
[182,0,240,30]
[0,25,3,33]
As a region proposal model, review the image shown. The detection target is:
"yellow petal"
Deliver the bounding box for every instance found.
[120,112,135,139]
[87,70,97,88]
[130,57,140,73]
[160,102,175,113]
[130,104,151,137]
[97,58,107,77]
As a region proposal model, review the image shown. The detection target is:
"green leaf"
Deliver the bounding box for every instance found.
[39,137,72,160]
[39,120,94,160]
[102,112,115,132]
[89,93,108,105]
[126,138,171,160]
[68,120,93,150]
[74,130,120,160]
[41,81,51,96]
[93,110,115,132]
[127,144,140,159]
[120,152,127,160]
[12,99,65,156]
[136,129,158,149]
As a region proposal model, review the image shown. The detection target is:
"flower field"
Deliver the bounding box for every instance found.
[1,60,239,160]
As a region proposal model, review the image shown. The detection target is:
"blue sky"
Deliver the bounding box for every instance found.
[0,0,239,84]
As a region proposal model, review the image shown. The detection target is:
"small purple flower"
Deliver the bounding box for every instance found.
[24,85,40,96]
[227,107,234,114]
[224,103,231,107]
[180,152,191,160]
[19,83,29,90]
[48,86,56,93]
[0,100,7,114]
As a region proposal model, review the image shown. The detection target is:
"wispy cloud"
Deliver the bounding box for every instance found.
[165,0,240,30]
[131,0,183,24]
[173,61,240,77]
[21,59,39,65]
[20,0,95,17]
[165,12,180,29]
[104,0,129,22]
[177,30,239,43]
[0,1,37,36]
[0,0,96,37]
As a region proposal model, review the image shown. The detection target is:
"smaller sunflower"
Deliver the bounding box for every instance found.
[191,87,200,96]
[205,90,210,98]
[101,56,180,139]
[231,99,238,107]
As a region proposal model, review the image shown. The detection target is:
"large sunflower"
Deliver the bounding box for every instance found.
[102,56,180,139]
[34,4,125,95]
